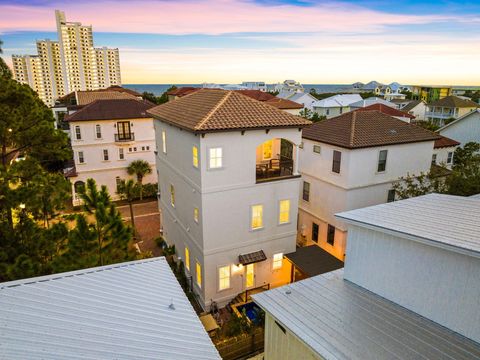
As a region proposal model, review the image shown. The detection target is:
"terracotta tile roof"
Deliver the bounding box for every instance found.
[355,103,415,119]
[434,135,460,149]
[234,90,275,102]
[105,86,142,97]
[302,110,440,149]
[429,95,480,108]
[265,97,303,109]
[166,87,200,97]
[148,89,311,133]
[76,91,139,106]
[66,99,155,122]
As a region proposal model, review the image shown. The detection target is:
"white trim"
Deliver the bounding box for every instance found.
[217,264,232,292]
[250,203,264,231]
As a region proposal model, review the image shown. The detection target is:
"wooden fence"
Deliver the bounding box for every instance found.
[216,327,264,360]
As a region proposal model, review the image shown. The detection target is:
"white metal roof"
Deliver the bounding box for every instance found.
[336,193,480,257]
[0,257,220,360]
[253,270,480,360]
[312,94,362,108]
[349,97,397,109]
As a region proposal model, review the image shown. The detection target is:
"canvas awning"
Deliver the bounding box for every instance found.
[285,245,344,277]
[238,250,267,265]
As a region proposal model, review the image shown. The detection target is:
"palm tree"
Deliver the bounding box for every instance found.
[127,160,152,200]
[116,179,139,240]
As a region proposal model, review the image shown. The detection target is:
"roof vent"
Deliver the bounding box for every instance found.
[389,129,397,135]
[169,300,176,310]
[285,290,292,295]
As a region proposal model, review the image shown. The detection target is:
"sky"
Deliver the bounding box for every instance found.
[1,0,480,85]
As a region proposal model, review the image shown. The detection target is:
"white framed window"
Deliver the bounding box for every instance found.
[313,144,321,154]
[272,253,283,270]
[209,147,223,169]
[196,261,202,288]
[377,150,388,172]
[431,153,437,165]
[119,148,125,160]
[170,185,175,207]
[74,125,81,140]
[162,130,167,154]
[218,265,231,291]
[78,151,85,164]
[193,207,199,223]
[192,145,199,168]
[103,149,109,161]
[251,204,263,230]
[278,199,290,224]
[185,247,190,271]
[95,124,102,139]
[447,151,454,164]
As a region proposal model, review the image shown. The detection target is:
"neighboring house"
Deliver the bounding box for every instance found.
[411,85,453,102]
[277,91,318,111]
[273,79,304,93]
[148,89,310,309]
[426,95,480,126]
[348,97,397,110]
[374,82,408,101]
[235,90,303,115]
[241,81,267,92]
[432,135,460,169]
[52,87,142,130]
[361,80,382,91]
[354,103,415,122]
[439,109,480,146]
[66,98,157,205]
[298,111,439,260]
[254,194,480,360]
[394,99,428,120]
[311,94,362,118]
[167,87,200,101]
[0,257,221,359]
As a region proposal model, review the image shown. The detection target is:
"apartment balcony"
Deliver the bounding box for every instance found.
[114,133,135,142]
[425,111,455,120]
[255,138,300,183]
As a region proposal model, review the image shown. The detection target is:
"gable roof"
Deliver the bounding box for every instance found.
[166,86,201,97]
[312,94,362,108]
[253,269,480,360]
[355,103,415,119]
[439,108,480,132]
[336,193,480,256]
[349,97,397,109]
[429,95,480,108]
[401,99,424,112]
[76,90,139,106]
[104,85,142,97]
[66,99,155,122]
[434,134,460,148]
[265,97,303,109]
[0,258,220,360]
[234,89,275,102]
[287,92,318,104]
[147,88,310,133]
[302,110,439,149]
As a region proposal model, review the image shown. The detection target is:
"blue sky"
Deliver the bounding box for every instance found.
[1,0,480,84]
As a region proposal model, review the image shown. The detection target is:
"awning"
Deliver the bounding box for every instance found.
[239,250,267,265]
[285,245,344,277]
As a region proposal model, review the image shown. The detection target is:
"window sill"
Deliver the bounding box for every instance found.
[250,227,264,232]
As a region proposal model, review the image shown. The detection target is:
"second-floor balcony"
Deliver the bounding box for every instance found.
[115,133,135,142]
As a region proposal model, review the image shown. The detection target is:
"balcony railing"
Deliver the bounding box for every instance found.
[114,133,135,142]
[256,158,298,183]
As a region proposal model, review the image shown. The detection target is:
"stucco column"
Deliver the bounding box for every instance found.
[294,144,299,175]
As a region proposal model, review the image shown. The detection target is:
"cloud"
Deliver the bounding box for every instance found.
[0,0,469,35]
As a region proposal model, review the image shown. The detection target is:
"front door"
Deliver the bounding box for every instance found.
[117,121,131,140]
[245,264,255,289]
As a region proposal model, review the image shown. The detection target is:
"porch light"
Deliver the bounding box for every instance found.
[232,264,244,273]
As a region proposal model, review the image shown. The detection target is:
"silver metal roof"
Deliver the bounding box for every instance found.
[253,270,480,360]
[0,257,220,360]
[336,193,480,256]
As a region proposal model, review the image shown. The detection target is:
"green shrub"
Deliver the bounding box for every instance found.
[154,236,166,249]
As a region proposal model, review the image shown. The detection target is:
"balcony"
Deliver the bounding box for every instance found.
[256,158,298,183]
[256,138,299,183]
[114,133,135,142]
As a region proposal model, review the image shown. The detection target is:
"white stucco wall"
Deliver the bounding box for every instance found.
[439,111,480,146]
[70,118,156,201]
[344,224,480,344]
[155,122,302,308]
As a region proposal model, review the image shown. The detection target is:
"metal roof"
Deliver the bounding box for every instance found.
[336,193,480,257]
[0,258,220,360]
[239,250,267,265]
[253,270,480,360]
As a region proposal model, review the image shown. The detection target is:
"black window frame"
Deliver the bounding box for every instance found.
[302,181,310,202]
[387,189,396,203]
[312,222,319,243]
[377,150,388,172]
[327,224,335,245]
[332,150,341,174]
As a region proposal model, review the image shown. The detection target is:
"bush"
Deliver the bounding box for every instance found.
[141,183,158,199]
[154,236,166,249]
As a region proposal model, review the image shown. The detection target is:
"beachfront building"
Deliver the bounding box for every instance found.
[12,10,121,106]
[412,85,453,102]
[148,89,310,309]
[348,96,396,110]
[0,257,220,359]
[439,108,480,146]
[254,194,480,360]
[374,82,408,101]
[66,98,157,205]
[311,94,362,118]
[277,91,318,111]
[241,81,268,92]
[298,111,438,260]
[426,95,479,126]
[274,79,304,93]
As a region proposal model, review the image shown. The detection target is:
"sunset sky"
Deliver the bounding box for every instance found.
[1,0,480,85]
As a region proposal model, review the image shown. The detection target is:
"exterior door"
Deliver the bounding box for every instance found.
[245,264,255,289]
[280,139,293,160]
[117,121,131,140]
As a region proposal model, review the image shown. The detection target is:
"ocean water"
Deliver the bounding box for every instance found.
[123,83,351,96]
